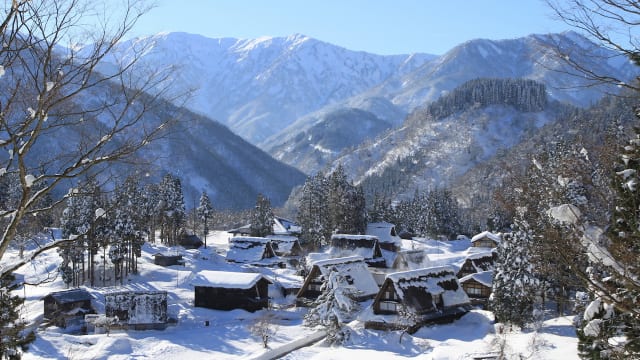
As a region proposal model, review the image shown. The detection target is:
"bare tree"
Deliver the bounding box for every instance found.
[0,0,180,277]
[546,0,640,91]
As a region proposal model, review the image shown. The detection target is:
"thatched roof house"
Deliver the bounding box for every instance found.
[459,270,493,305]
[296,256,379,306]
[456,251,496,278]
[470,231,501,248]
[191,270,271,312]
[365,266,472,332]
[226,236,279,266]
[266,235,304,257]
[328,234,386,267]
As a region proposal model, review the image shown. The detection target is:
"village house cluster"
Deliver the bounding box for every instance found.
[42,220,501,335]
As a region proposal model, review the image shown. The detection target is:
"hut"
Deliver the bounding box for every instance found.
[104,290,168,330]
[191,270,272,312]
[226,236,280,266]
[43,288,95,329]
[365,266,472,332]
[328,234,386,268]
[296,256,379,306]
[470,231,501,248]
[153,253,184,267]
[459,271,493,306]
[456,251,496,278]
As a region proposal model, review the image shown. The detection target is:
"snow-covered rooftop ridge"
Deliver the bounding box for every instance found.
[331,234,378,241]
[45,288,93,302]
[312,255,365,268]
[365,222,402,245]
[470,231,501,243]
[230,236,271,244]
[191,270,268,289]
[386,265,457,283]
[266,234,298,242]
[459,271,494,287]
[465,251,495,261]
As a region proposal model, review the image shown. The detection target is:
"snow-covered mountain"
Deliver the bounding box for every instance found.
[111,32,435,144]
[263,32,636,174]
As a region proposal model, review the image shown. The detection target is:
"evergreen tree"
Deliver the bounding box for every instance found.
[197,191,214,248]
[157,174,185,245]
[0,273,35,359]
[297,173,330,250]
[303,269,359,345]
[491,209,540,328]
[250,194,274,237]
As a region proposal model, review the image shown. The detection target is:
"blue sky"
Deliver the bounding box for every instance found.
[128,0,571,55]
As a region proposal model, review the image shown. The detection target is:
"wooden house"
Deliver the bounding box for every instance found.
[153,253,184,267]
[456,251,496,278]
[366,222,402,267]
[191,270,272,312]
[470,231,501,248]
[43,288,95,329]
[104,290,168,330]
[267,235,304,257]
[365,266,472,332]
[459,271,493,306]
[296,256,379,306]
[226,236,279,266]
[328,234,386,268]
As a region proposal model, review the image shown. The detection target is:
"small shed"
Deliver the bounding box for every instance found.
[267,235,304,257]
[226,236,279,266]
[456,251,496,278]
[153,253,184,267]
[471,231,501,248]
[191,270,272,312]
[104,290,168,330]
[329,234,386,268]
[296,256,379,306]
[366,266,472,332]
[43,288,95,329]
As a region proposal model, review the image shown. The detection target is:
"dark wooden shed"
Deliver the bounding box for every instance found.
[153,253,184,267]
[191,270,272,312]
[43,288,95,328]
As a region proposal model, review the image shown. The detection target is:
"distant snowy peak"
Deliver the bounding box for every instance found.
[112,31,436,144]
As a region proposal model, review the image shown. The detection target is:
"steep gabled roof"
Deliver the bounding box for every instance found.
[459,270,493,287]
[226,236,276,263]
[366,222,402,247]
[471,231,501,244]
[267,234,302,256]
[311,256,379,298]
[191,270,271,289]
[329,234,382,261]
[386,266,470,308]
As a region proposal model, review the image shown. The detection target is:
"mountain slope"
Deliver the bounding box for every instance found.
[112,32,434,144]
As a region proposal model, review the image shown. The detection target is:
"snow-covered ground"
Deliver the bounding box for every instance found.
[10,231,579,359]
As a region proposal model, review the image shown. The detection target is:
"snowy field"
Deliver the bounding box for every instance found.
[9,231,580,359]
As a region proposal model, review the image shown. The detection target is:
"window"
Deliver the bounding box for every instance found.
[379,301,398,312]
[383,289,396,300]
[309,283,322,292]
[464,283,486,296]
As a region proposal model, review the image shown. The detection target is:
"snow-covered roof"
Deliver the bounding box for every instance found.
[394,249,432,270]
[465,251,495,261]
[45,288,93,303]
[273,217,301,235]
[366,222,402,246]
[191,270,270,289]
[459,271,493,287]
[226,237,274,263]
[329,234,381,260]
[267,235,300,256]
[312,256,379,297]
[386,266,470,307]
[470,231,501,244]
